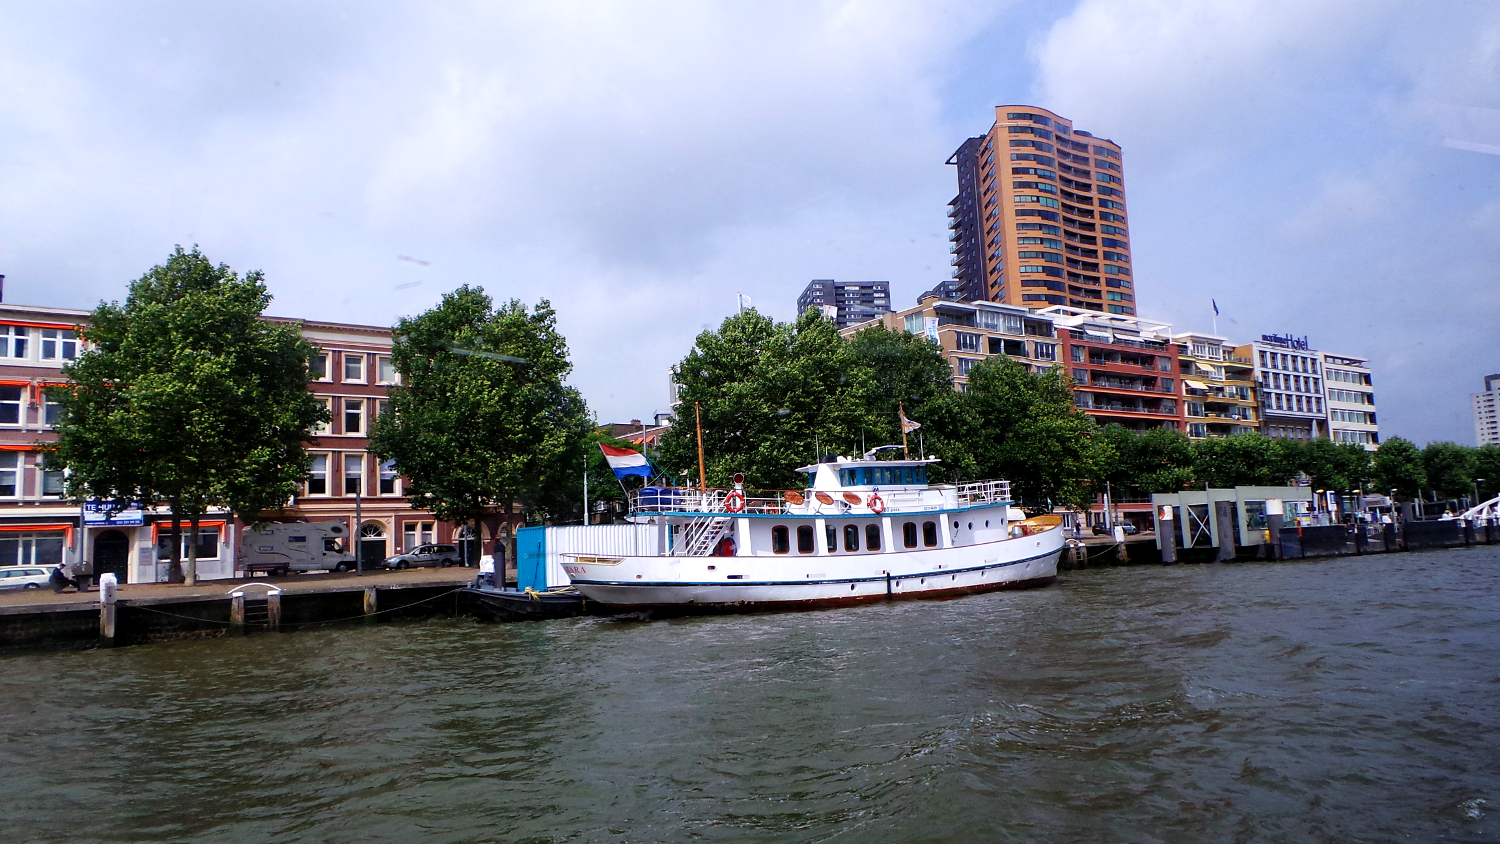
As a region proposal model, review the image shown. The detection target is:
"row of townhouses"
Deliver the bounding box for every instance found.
[0,302,504,582]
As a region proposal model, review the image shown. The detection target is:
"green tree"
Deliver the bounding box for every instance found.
[370,287,590,551]
[50,246,327,584]
[1372,436,1425,500]
[656,309,875,490]
[1190,433,1296,488]
[1299,437,1374,492]
[1099,424,1195,495]
[845,324,970,481]
[1421,441,1475,500]
[1472,445,1500,502]
[960,357,1104,511]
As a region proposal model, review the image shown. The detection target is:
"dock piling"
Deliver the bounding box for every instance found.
[363,586,377,622]
[267,592,282,631]
[98,573,118,648]
[230,594,245,635]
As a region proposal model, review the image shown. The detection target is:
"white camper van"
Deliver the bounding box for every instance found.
[243,521,357,576]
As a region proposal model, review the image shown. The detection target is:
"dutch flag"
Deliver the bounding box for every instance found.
[600,444,652,479]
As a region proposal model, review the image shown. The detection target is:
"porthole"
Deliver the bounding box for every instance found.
[967,522,973,530]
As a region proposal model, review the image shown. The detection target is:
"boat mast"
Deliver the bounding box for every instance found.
[695,401,708,491]
[900,401,909,460]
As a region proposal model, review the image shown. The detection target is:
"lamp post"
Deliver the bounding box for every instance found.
[354,490,363,576]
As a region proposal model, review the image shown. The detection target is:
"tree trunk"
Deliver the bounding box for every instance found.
[167,506,184,584]
[186,514,200,587]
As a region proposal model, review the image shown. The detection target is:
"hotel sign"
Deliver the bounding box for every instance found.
[1260,333,1310,351]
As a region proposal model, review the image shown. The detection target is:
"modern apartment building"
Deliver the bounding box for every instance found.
[796,279,891,330]
[1321,352,1379,449]
[946,106,1135,315]
[1173,332,1259,439]
[0,303,500,584]
[1475,374,1500,446]
[845,295,1059,389]
[1045,308,1179,431]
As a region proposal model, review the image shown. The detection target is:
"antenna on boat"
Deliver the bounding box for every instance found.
[695,401,708,491]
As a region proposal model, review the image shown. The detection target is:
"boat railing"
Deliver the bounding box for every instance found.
[956,480,1011,505]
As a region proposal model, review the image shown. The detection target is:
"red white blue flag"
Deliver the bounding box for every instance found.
[600,444,652,479]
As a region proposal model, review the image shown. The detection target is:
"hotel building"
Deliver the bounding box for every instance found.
[947,105,1135,315]
[1475,374,1500,446]
[1320,352,1379,449]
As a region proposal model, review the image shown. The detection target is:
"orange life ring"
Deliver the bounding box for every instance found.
[868,493,885,514]
[724,490,746,513]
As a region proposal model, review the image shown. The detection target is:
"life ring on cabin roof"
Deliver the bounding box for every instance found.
[867,492,886,514]
[724,490,746,513]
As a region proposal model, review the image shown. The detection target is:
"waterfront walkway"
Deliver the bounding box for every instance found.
[0,568,476,611]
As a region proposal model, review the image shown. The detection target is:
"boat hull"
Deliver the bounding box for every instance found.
[460,586,590,621]
[564,527,1064,612]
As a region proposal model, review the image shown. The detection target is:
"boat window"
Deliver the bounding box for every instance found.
[839,469,853,486]
[797,526,815,554]
[866,524,881,551]
[903,522,918,548]
[771,526,789,554]
[922,521,938,547]
[826,525,837,552]
[844,524,859,552]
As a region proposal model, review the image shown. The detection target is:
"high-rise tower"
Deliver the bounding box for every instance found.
[946,106,1134,315]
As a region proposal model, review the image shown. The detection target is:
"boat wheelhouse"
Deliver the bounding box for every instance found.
[557,452,1063,612]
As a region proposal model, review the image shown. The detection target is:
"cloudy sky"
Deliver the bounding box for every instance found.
[2,0,1497,444]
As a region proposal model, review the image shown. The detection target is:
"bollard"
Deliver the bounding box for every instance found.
[364,586,378,622]
[1463,519,1476,546]
[230,593,246,635]
[1384,522,1398,552]
[1267,513,1285,560]
[267,592,282,631]
[1354,525,1368,555]
[1214,501,1236,562]
[98,573,118,648]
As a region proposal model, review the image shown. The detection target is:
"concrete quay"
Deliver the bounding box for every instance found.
[0,568,476,653]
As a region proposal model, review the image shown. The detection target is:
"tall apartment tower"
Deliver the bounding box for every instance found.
[1474,373,1500,446]
[796,279,891,330]
[946,106,1134,315]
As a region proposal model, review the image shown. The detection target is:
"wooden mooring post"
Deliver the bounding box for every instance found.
[230,594,246,635]
[363,586,377,623]
[266,592,282,631]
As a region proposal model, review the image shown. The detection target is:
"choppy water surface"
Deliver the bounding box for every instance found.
[4,548,1499,843]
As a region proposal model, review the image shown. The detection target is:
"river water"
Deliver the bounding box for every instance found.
[3,547,1498,843]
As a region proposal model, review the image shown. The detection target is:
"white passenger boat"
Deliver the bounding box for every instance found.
[561,452,1063,611]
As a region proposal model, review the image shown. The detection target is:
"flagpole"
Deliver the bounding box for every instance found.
[900,402,909,460]
[695,401,708,491]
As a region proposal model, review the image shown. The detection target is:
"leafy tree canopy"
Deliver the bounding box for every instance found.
[1372,436,1424,499]
[1099,424,1194,495]
[49,245,326,583]
[1421,441,1476,500]
[370,286,591,531]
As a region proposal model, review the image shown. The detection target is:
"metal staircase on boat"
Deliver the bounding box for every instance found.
[673,515,731,557]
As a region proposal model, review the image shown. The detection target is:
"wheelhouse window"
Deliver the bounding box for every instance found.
[771,526,790,554]
[922,521,938,547]
[866,525,882,551]
[903,522,918,548]
[796,525,814,554]
[826,525,837,553]
[843,524,859,552]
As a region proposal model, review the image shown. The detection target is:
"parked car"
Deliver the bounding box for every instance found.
[1091,523,1141,536]
[383,544,462,570]
[0,567,53,590]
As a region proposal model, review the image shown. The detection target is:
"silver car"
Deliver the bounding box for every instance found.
[0,567,53,590]
[383,544,462,570]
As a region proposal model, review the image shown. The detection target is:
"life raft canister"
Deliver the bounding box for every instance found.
[867,492,885,514]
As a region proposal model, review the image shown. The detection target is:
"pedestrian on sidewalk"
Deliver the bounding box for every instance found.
[49,562,79,593]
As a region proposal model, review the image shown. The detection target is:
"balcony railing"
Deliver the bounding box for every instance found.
[1076,402,1178,416]
[1087,378,1173,394]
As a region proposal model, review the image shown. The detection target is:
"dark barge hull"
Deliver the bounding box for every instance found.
[460,586,590,621]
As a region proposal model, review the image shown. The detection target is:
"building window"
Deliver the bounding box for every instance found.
[844,524,859,552]
[922,521,938,547]
[0,326,29,359]
[0,531,66,567]
[40,456,65,497]
[343,399,364,434]
[796,525,815,554]
[866,524,882,551]
[313,398,332,434]
[956,357,976,376]
[42,393,64,426]
[307,454,328,495]
[902,522,918,548]
[1071,345,1085,363]
[157,528,221,562]
[771,526,790,554]
[310,351,329,380]
[377,356,398,384]
[1034,342,1057,361]
[40,329,79,361]
[344,453,364,495]
[0,387,21,425]
[379,459,398,495]
[343,354,365,382]
[954,332,980,352]
[0,452,17,496]
[403,521,436,551]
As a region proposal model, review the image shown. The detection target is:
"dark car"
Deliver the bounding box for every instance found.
[382,544,462,569]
